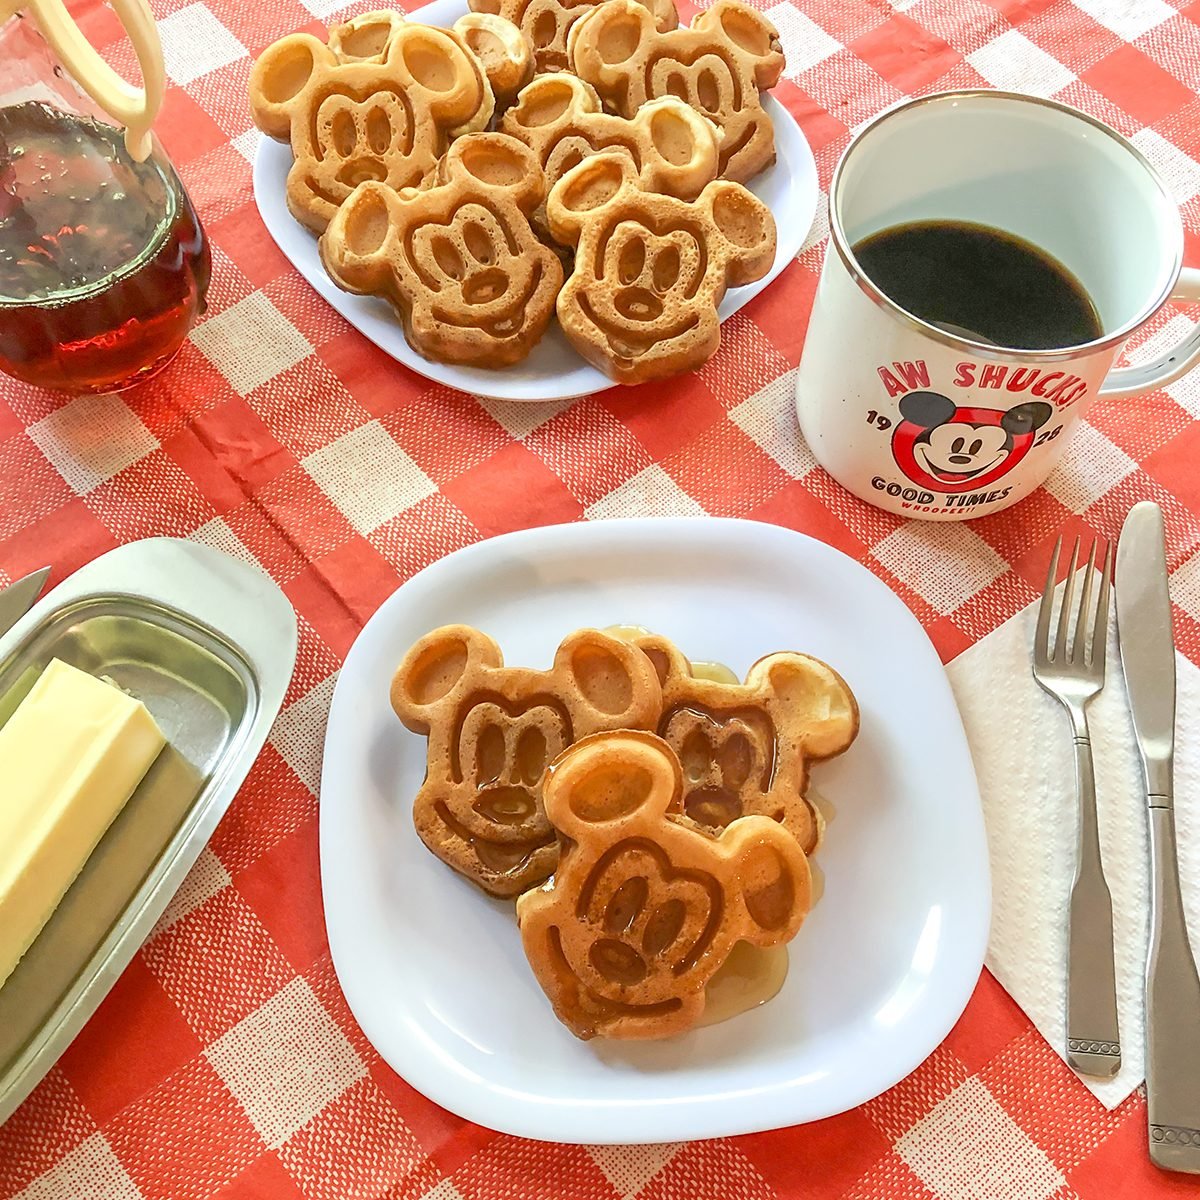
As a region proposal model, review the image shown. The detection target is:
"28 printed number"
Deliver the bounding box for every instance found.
[865,410,893,431]
[1034,425,1063,447]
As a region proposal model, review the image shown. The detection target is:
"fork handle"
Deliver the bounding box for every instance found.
[1066,721,1121,1077]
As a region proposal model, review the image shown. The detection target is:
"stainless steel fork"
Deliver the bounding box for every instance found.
[1032,535,1121,1078]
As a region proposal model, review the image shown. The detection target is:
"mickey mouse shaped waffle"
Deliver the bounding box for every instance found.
[631,633,858,854]
[390,625,662,897]
[501,73,720,202]
[546,151,776,383]
[517,731,812,1039]
[321,134,565,367]
[568,0,785,183]
[249,22,490,232]
[469,0,677,74]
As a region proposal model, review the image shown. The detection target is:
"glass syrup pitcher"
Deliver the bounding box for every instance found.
[0,0,210,394]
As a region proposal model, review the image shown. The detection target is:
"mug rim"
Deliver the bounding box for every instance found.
[828,89,1184,363]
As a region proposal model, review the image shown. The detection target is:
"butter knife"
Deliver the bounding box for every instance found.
[1116,501,1200,1173]
[0,567,50,639]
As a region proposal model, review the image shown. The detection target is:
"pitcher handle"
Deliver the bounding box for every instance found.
[1099,267,1200,399]
[21,0,164,161]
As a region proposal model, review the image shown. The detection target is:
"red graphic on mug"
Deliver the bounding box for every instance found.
[891,392,1053,493]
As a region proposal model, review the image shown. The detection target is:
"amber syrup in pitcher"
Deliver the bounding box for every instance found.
[0,100,210,393]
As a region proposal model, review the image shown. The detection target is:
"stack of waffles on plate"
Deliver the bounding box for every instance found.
[391,625,858,1040]
[247,0,786,383]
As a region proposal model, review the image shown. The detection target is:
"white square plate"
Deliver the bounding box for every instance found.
[318,518,991,1143]
[251,0,819,401]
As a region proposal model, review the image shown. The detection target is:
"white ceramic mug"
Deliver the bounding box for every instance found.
[795,91,1200,521]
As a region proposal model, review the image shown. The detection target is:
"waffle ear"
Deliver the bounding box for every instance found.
[631,633,692,689]
[319,181,400,294]
[543,732,679,840]
[723,819,811,939]
[506,72,600,131]
[694,0,785,88]
[552,630,662,724]
[385,22,489,127]
[545,152,637,245]
[390,626,503,730]
[444,133,545,211]
[328,10,405,62]
[702,182,775,285]
[746,652,859,759]
[633,99,720,200]
[248,34,336,140]
[453,13,533,100]
[568,0,655,76]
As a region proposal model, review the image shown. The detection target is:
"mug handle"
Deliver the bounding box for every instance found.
[1099,267,1200,399]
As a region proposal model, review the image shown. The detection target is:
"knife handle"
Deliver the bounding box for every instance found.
[1066,727,1121,1077]
[1146,795,1200,1174]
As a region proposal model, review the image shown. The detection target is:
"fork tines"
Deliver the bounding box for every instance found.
[1035,535,1113,671]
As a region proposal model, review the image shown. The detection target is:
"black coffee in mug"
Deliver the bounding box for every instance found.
[851,220,1104,351]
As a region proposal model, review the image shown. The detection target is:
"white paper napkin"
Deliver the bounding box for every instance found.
[945,594,1200,1108]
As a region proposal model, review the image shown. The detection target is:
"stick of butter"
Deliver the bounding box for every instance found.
[0,659,165,989]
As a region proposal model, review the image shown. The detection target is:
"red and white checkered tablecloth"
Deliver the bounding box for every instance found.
[5,0,1200,1191]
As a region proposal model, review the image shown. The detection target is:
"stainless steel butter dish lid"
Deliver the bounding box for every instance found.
[0,538,297,1125]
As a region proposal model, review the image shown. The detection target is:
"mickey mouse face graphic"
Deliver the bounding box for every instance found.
[891,391,1053,493]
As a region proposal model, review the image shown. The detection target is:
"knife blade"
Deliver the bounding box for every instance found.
[1116,501,1200,1174]
[0,567,50,639]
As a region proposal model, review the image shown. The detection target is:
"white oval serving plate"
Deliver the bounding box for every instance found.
[319,518,990,1143]
[251,0,819,402]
